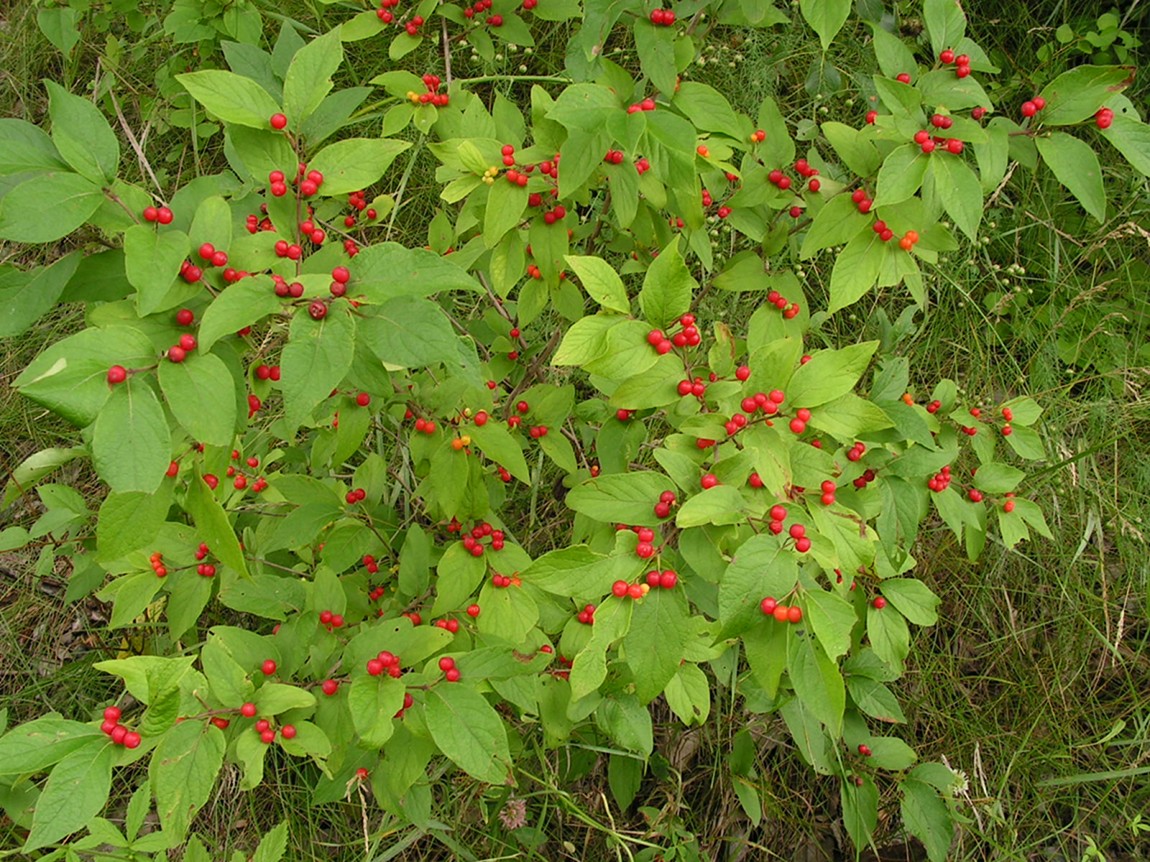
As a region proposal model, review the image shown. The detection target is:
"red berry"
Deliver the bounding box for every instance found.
[787,605,803,623]
[270,113,287,130]
[107,365,128,384]
[175,308,194,326]
[1020,101,1037,118]
[103,706,122,722]
[122,731,141,749]
[873,596,887,609]
[939,49,955,64]
[612,580,629,597]
[261,659,277,676]
[241,702,257,717]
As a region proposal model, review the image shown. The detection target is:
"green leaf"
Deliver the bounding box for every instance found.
[800,0,850,50]
[841,776,879,852]
[24,740,114,851]
[252,822,290,862]
[97,489,172,562]
[639,237,696,329]
[201,635,250,707]
[45,81,119,183]
[1100,114,1150,176]
[106,571,164,629]
[37,8,81,58]
[198,276,282,352]
[565,255,630,314]
[923,0,966,58]
[158,353,238,447]
[352,242,483,299]
[675,486,748,527]
[0,118,66,173]
[633,21,677,96]
[822,122,880,176]
[664,663,711,726]
[522,546,620,598]
[672,83,742,138]
[283,30,343,126]
[0,251,80,339]
[484,178,528,248]
[928,152,983,240]
[718,536,797,637]
[124,225,189,316]
[255,683,316,715]
[566,472,674,524]
[867,603,910,673]
[467,420,530,483]
[595,694,654,755]
[867,736,918,770]
[804,588,857,659]
[875,143,929,206]
[787,631,845,735]
[280,304,356,430]
[901,778,955,862]
[306,138,410,196]
[347,676,404,747]
[799,195,869,258]
[786,341,878,408]
[1036,132,1106,222]
[0,717,103,776]
[425,684,512,784]
[972,462,1024,493]
[151,721,225,844]
[847,677,907,723]
[623,588,688,703]
[177,70,283,129]
[879,579,939,626]
[1038,66,1134,126]
[0,172,104,243]
[185,466,249,577]
[827,231,885,314]
[869,24,917,80]
[92,379,169,494]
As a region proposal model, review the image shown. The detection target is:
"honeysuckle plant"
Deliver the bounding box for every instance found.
[1,0,1145,857]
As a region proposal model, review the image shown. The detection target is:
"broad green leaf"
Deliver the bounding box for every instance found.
[255,683,316,714]
[360,297,460,370]
[718,536,797,637]
[570,597,633,701]
[252,821,290,862]
[972,462,1024,493]
[280,304,356,429]
[566,472,675,524]
[2,447,84,507]
[352,242,483,299]
[623,588,688,702]
[476,581,540,644]
[565,255,630,314]
[522,545,623,598]
[787,631,845,735]
[867,736,918,770]
[804,589,857,659]
[633,21,677,96]
[306,138,410,196]
[198,276,281,352]
[46,81,119,183]
[799,194,869,258]
[1100,115,1150,176]
[879,579,939,626]
[875,143,929,206]
[847,677,907,723]
[672,83,742,138]
[106,571,164,629]
[841,776,879,852]
[0,251,80,339]
[201,635,250,707]
[595,694,653,755]
[664,663,711,726]
[928,152,983,240]
[425,684,512,784]
[177,70,283,129]
[1038,66,1134,126]
[0,717,103,776]
[484,178,528,248]
[97,489,172,562]
[869,24,917,79]
[467,421,530,484]
[553,314,621,365]
[0,118,66,174]
[827,231,885,314]
[158,353,238,447]
[822,122,880,176]
[923,0,966,58]
[347,676,404,747]
[1036,132,1105,222]
[639,237,695,329]
[185,466,249,577]
[283,30,343,126]
[800,0,850,50]
[786,341,878,408]
[151,721,225,843]
[92,379,169,494]
[24,740,114,851]
[901,779,955,862]
[124,225,189,316]
[0,172,104,243]
[867,603,910,673]
[675,486,748,527]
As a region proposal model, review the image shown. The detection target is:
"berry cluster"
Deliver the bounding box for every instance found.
[913,128,963,155]
[937,51,971,78]
[1020,96,1047,118]
[366,650,403,677]
[318,609,345,630]
[845,441,867,462]
[852,468,877,490]
[759,596,803,623]
[794,158,821,192]
[789,407,812,434]
[626,97,657,114]
[461,521,506,556]
[767,505,812,552]
[438,656,461,682]
[142,205,174,224]
[767,168,793,191]
[413,416,438,434]
[99,706,142,749]
[603,149,625,165]
[576,603,596,624]
[766,287,801,318]
[926,464,952,492]
[611,579,651,599]
[432,617,459,632]
[654,489,677,519]
[647,312,701,355]
[850,187,874,214]
[149,551,167,578]
[644,568,679,589]
[648,7,675,24]
[194,542,216,577]
[491,572,521,587]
